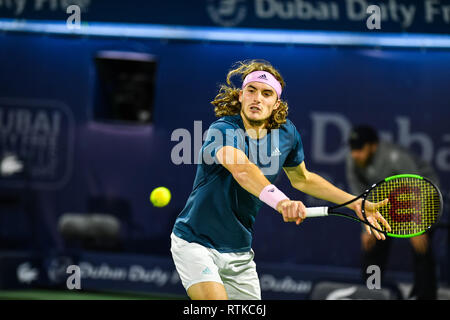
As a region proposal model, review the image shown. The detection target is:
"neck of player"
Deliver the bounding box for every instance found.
[240,110,268,140]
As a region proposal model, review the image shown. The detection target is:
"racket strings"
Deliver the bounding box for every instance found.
[365,177,441,236]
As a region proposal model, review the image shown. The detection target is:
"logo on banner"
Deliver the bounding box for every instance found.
[207,0,247,27]
[0,98,75,189]
[17,262,39,284]
[47,256,75,284]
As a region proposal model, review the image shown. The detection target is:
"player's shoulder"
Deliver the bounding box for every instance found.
[210,115,243,130]
[278,118,300,136]
[281,118,296,129]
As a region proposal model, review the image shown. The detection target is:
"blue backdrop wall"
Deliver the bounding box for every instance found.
[0,32,449,279]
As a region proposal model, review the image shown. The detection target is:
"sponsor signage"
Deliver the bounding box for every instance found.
[0,1,450,34]
[0,99,75,190]
[1,251,404,299]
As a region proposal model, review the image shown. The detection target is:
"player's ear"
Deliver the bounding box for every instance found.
[238,90,243,103]
[273,99,280,110]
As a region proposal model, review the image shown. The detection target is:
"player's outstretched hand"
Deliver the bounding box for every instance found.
[276,200,306,225]
[352,198,391,240]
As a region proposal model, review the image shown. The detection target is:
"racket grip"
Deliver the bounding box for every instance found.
[305,207,329,217]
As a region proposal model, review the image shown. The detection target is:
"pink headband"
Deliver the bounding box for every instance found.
[242,71,282,98]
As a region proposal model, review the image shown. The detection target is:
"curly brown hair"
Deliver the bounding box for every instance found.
[210,60,288,130]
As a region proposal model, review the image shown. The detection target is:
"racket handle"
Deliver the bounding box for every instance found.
[305,207,329,217]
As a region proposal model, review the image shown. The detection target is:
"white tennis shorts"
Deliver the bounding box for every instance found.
[170,232,261,300]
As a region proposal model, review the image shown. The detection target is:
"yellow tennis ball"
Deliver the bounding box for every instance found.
[150,187,171,207]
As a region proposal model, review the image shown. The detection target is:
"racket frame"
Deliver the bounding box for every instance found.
[360,174,443,238]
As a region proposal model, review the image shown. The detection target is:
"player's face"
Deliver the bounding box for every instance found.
[351,143,377,167]
[239,82,280,126]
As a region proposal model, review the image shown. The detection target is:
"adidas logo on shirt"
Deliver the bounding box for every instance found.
[271,148,282,156]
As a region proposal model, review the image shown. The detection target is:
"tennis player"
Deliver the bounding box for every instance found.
[170,60,390,300]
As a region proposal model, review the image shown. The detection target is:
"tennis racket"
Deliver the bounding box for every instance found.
[305,174,443,238]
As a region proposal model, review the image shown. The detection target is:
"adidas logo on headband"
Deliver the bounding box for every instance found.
[242,71,282,98]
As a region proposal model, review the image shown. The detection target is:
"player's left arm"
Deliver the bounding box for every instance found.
[283,162,357,209]
[283,161,383,226]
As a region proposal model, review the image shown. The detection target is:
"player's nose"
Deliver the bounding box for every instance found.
[253,91,263,102]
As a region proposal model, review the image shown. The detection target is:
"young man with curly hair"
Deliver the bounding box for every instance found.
[170,60,390,300]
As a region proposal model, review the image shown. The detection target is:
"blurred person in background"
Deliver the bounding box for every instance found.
[346,125,439,299]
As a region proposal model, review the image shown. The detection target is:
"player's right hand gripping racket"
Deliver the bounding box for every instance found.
[305,174,443,238]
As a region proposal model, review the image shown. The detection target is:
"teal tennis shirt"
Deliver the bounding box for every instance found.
[172,115,305,252]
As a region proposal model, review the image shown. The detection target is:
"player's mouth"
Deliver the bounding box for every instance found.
[249,105,261,112]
